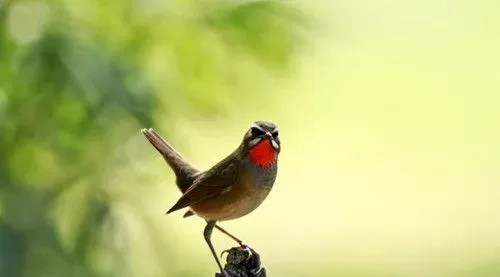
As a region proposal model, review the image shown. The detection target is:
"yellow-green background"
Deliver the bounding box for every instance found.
[1,1,499,276]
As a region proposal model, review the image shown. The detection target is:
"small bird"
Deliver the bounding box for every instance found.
[141,121,280,276]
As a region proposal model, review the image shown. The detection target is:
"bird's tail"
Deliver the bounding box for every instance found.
[141,128,199,192]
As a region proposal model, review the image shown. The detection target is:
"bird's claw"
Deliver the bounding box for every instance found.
[240,244,254,261]
[220,244,252,259]
[220,249,230,259]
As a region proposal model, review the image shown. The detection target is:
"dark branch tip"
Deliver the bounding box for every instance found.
[215,246,267,277]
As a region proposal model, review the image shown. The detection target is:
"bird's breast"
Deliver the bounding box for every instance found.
[246,160,278,189]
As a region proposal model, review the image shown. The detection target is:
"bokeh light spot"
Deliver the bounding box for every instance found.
[7,1,50,45]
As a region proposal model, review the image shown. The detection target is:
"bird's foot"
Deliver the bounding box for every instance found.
[220,249,230,259]
[221,243,253,260]
[240,244,254,261]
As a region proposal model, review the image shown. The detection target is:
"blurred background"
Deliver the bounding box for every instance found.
[1,0,499,276]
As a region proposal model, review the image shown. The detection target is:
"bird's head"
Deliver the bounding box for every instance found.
[242,121,280,168]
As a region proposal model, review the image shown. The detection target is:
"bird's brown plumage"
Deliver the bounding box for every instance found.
[141,122,280,276]
[141,123,279,220]
[165,154,240,214]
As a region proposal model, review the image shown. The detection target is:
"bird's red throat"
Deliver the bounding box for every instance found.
[249,139,277,168]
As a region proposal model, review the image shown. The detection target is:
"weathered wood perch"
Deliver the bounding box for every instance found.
[215,246,267,277]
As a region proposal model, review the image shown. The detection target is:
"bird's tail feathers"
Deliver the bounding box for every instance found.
[141,128,199,187]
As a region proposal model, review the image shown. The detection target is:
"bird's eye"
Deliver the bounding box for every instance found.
[251,127,265,137]
[272,131,279,138]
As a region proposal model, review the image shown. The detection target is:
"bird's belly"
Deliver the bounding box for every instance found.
[191,182,272,221]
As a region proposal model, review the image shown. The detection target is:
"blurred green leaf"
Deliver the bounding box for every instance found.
[0,0,307,277]
[205,1,308,70]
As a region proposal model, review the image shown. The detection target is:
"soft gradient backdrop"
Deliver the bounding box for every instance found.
[1,1,499,277]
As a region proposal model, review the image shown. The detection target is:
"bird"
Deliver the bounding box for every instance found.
[141,120,280,276]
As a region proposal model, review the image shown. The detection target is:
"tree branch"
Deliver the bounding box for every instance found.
[215,246,267,277]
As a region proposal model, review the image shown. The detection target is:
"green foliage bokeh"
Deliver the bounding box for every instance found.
[0,1,306,276]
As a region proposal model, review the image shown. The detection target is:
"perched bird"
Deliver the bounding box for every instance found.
[141,121,280,276]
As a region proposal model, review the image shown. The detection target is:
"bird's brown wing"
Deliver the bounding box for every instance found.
[166,154,240,214]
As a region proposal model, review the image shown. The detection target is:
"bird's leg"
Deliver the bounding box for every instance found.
[204,221,228,277]
[215,224,244,246]
[215,224,254,261]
